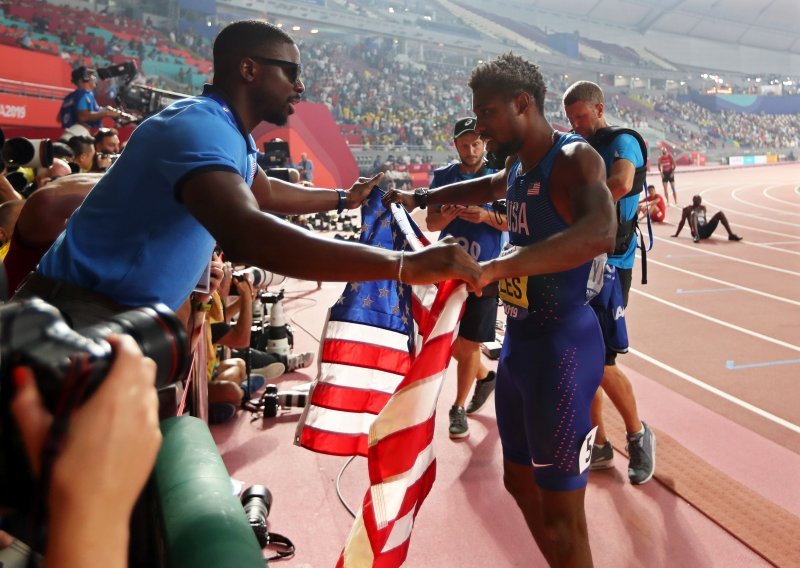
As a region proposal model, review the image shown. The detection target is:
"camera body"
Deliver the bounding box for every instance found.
[0,297,190,509]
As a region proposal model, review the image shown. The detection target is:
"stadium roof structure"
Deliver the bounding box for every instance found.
[508,0,800,55]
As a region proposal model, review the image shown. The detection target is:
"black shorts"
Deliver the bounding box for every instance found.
[697,217,719,239]
[605,267,632,366]
[458,293,498,343]
[661,171,674,183]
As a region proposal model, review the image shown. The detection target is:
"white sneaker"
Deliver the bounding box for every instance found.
[287,351,315,372]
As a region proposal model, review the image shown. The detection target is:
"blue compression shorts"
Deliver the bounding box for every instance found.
[495,306,605,491]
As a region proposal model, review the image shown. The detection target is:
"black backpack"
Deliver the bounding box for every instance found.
[587,126,653,284]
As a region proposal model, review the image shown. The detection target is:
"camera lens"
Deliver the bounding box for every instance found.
[81,304,190,388]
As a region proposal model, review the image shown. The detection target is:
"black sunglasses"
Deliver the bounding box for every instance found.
[248,56,302,83]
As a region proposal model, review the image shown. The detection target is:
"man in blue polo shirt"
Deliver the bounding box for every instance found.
[563,80,656,485]
[16,20,480,328]
[426,117,507,439]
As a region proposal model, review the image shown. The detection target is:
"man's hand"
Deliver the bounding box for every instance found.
[233,276,254,301]
[381,187,417,211]
[402,237,482,294]
[346,173,384,209]
[456,205,487,224]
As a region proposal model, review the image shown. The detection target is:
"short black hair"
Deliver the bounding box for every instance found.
[469,52,547,114]
[213,20,294,79]
[52,141,74,160]
[94,127,118,146]
[67,135,95,156]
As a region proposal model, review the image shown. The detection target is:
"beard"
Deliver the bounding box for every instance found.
[264,108,289,126]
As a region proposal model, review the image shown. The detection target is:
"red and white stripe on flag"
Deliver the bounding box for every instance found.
[337,279,467,567]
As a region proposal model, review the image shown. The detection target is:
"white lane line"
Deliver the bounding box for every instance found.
[723,222,800,239]
[629,348,800,435]
[732,187,800,217]
[762,240,800,246]
[700,188,800,227]
[763,186,800,208]
[742,240,800,257]
[631,288,800,353]
[637,255,800,306]
[654,236,800,277]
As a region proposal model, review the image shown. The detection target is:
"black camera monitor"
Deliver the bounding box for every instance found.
[263,140,290,167]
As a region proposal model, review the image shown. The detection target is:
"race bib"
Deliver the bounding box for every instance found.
[498,245,529,320]
[578,426,599,474]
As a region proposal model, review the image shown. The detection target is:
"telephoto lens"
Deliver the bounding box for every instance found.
[241,485,273,548]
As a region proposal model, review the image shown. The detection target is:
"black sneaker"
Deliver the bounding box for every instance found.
[448,405,468,439]
[466,371,496,414]
[728,234,743,241]
[627,422,656,485]
[589,440,614,470]
[693,234,701,243]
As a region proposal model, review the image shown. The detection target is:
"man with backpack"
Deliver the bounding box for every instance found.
[563,81,656,485]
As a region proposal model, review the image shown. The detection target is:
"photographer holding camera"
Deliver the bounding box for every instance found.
[58,67,121,141]
[6,334,161,568]
[13,20,480,330]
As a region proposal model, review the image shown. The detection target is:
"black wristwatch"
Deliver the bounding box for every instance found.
[413,187,429,210]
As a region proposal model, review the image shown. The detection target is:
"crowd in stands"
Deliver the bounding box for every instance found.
[2,0,799,160]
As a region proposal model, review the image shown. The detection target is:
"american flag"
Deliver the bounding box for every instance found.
[295,189,467,566]
[527,181,541,196]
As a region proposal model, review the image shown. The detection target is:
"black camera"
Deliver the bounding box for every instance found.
[241,485,272,548]
[0,297,190,508]
[0,297,189,411]
[257,384,307,419]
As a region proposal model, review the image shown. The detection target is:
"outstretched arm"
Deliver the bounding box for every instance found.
[382,168,508,211]
[180,170,482,290]
[251,166,382,215]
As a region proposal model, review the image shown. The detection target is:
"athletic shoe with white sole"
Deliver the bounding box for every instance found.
[448,405,468,439]
[466,371,496,414]
[627,422,656,485]
[590,440,615,470]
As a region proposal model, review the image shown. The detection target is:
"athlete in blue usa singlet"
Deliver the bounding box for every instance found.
[496,132,605,491]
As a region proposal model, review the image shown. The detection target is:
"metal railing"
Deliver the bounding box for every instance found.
[0,78,71,101]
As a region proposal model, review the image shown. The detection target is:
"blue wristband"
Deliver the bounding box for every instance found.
[336,189,347,214]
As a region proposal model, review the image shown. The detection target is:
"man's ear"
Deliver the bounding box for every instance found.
[596,102,605,119]
[239,57,257,83]
[515,92,532,115]
[0,228,9,245]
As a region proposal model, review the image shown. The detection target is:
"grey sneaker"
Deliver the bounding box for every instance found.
[466,371,496,414]
[448,406,468,439]
[627,422,656,485]
[590,440,615,470]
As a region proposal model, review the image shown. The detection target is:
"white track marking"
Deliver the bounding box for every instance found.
[637,255,800,307]
[629,348,800,435]
[653,237,800,277]
[763,186,800,208]
[731,187,800,216]
[631,288,800,352]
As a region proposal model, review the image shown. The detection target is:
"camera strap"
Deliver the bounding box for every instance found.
[264,531,295,561]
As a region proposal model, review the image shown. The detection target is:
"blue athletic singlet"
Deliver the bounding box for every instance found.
[494,132,605,491]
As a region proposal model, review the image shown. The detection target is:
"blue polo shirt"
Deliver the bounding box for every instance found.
[594,133,643,269]
[59,88,101,129]
[39,85,259,310]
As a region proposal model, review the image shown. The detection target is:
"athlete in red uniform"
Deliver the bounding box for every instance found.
[657,147,677,205]
[638,185,666,222]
